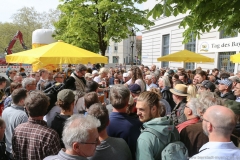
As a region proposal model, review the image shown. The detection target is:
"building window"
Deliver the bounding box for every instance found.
[114,43,118,53]
[161,34,169,68]
[113,56,119,63]
[218,52,235,72]
[185,34,196,70]
[220,30,238,39]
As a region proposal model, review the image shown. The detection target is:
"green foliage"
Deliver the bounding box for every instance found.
[54,0,154,56]
[149,0,240,43]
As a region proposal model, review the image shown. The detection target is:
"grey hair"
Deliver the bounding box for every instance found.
[110,84,130,109]
[75,64,87,72]
[99,67,109,75]
[229,76,240,82]
[62,114,100,150]
[22,77,36,88]
[197,91,224,116]
[188,98,202,117]
[150,73,157,78]
[159,76,171,88]
[145,75,152,80]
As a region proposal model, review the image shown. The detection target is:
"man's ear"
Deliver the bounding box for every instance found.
[207,122,213,132]
[186,108,192,116]
[72,142,80,151]
[151,105,157,114]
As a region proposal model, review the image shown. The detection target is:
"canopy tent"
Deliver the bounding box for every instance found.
[157,50,214,62]
[6,41,108,65]
[230,53,240,63]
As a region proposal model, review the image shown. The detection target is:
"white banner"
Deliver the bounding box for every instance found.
[198,37,240,53]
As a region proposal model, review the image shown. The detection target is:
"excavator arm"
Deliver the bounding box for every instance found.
[5,31,28,54]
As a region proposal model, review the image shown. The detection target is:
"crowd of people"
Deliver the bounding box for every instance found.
[0,63,240,160]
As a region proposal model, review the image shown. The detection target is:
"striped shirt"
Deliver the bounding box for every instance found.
[12,117,61,160]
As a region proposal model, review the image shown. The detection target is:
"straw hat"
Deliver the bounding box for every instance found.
[170,84,189,97]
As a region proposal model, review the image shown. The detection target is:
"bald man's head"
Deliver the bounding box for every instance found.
[203,105,236,137]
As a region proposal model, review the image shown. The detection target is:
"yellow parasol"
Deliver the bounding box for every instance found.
[6,41,108,65]
[157,50,214,62]
[230,53,240,63]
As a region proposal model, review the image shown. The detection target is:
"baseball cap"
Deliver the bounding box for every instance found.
[92,70,99,75]
[199,80,216,92]
[129,84,141,94]
[167,69,174,75]
[123,73,129,78]
[217,78,232,87]
[57,89,75,103]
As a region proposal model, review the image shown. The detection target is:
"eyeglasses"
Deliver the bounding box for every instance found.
[29,83,37,86]
[200,116,210,123]
[56,77,63,78]
[77,139,99,145]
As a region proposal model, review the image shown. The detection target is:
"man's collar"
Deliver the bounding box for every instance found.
[199,142,236,152]
[11,104,25,110]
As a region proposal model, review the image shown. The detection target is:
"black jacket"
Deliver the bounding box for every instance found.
[51,114,71,148]
[221,91,236,100]
[161,89,176,110]
[64,73,86,91]
[171,99,187,125]
[0,141,7,160]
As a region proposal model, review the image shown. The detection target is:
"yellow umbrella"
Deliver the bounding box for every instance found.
[5,41,108,64]
[157,50,214,62]
[230,53,240,63]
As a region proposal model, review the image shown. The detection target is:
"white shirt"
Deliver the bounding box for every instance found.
[190,142,240,160]
[126,78,146,92]
[236,97,240,102]
[93,76,101,83]
[146,83,158,91]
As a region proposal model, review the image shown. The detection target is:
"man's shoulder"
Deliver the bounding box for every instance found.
[43,155,59,160]
[191,142,240,159]
[2,106,26,116]
[107,136,128,144]
[110,112,141,124]
[15,120,57,133]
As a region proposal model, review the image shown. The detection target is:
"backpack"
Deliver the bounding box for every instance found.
[142,127,188,160]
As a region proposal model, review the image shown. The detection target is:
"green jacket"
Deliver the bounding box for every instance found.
[136,116,179,160]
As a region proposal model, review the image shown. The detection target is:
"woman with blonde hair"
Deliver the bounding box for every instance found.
[93,67,109,87]
[187,84,198,101]
[94,67,109,81]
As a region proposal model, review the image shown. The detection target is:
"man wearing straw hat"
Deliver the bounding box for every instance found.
[170,84,188,125]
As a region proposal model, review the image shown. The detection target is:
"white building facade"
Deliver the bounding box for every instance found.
[142,14,240,73]
[105,38,137,65]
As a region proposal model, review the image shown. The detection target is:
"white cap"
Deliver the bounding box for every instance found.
[92,70,99,75]
[123,73,129,78]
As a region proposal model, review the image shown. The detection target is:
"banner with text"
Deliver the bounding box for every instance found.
[198,37,240,53]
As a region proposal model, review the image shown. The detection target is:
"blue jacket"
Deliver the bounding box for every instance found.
[107,112,142,159]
